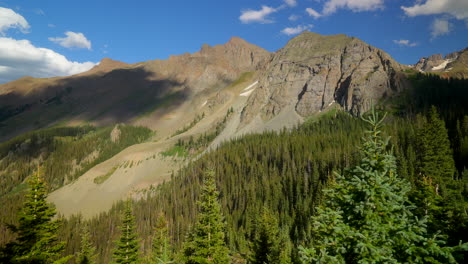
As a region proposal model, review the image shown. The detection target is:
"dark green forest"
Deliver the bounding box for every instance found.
[0,124,153,245]
[0,73,467,263]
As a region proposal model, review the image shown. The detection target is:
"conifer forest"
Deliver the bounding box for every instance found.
[0,71,467,264]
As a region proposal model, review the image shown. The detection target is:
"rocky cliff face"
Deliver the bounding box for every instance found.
[1,32,423,141]
[0,37,270,141]
[137,37,270,93]
[414,54,445,72]
[240,32,406,126]
[413,47,468,78]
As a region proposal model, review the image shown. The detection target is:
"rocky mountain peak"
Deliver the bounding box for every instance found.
[239,32,406,127]
[282,31,352,55]
[413,47,468,78]
[85,58,129,75]
[227,36,248,45]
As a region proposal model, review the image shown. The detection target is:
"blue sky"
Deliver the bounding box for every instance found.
[0,0,467,83]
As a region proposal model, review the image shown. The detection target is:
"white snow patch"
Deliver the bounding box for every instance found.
[432,59,451,71]
[445,67,453,72]
[242,81,258,92]
[240,89,255,97]
[201,100,207,107]
[240,81,258,97]
[327,100,335,107]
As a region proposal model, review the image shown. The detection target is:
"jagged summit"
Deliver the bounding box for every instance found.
[0,31,453,218]
[413,47,468,78]
[226,36,249,45]
[239,31,405,127]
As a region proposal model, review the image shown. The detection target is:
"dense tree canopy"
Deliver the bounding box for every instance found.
[300,111,457,263]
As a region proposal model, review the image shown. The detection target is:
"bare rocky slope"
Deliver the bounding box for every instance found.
[0,31,417,217]
[0,37,269,141]
[413,47,468,78]
[239,32,407,129]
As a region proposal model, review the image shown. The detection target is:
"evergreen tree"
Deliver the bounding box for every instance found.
[182,171,230,264]
[249,207,291,264]
[76,225,97,264]
[300,110,456,263]
[151,214,173,264]
[0,167,71,264]
[113,200,140,264]
[416,106,456,196]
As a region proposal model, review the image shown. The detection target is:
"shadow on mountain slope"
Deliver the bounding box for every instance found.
[0,67,187,141]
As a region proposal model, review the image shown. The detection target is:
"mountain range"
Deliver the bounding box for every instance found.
[0,31,466,217]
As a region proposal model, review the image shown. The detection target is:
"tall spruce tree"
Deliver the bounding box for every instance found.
[0,167,72,264]
[249,207,291,264]
[416,106,456,196]
[76,225,97,264]
[112,200,140,264]
[151,214,173,264]
[0,167,71,264]
[300,110,456,263]
[182,170,230,264]
[414,107,467,253]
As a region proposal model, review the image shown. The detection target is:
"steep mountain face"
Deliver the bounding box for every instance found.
[239,32,407,127]
[414,54,445,72]
[0,32,417,217]
[413,47,468,78]
[0,37,269,141]
[139,37,269,92]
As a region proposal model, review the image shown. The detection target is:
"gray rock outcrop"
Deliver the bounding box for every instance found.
[240,31,406,126]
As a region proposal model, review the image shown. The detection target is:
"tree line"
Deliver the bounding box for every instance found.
[0,72,467,263]
[1,108,465,263]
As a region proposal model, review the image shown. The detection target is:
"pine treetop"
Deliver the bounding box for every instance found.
[112,200,140,264]
[1,167,71,264]
[300,110,457,263]
[183,170,230,264]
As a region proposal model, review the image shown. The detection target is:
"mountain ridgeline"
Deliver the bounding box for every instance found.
[0,31,467,263]
[1,32,407,141]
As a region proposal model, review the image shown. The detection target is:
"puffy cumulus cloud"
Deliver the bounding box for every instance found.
[306,7,322,19]
[431,18,453,39]
[281,24,313,35]
[0,7,30,35]
[284,0,297,7]
[393,39,418,47]
[402,0,468,20]
[0,37,96,83]
[239,6,279,24]
[322,0,384,15]
[49,31,92,50]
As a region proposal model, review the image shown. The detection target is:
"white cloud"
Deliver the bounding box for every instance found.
[0,37,96,83]
[306,8,322,19]
[289,14,301,21]
[239,6,279,24]
[49,31,92,50]
[402,0,468,20]
[431,18,453,39]
[0,7,30,35]
[393,39,418,47]
[281,24,313,35]
[322,0,384,15]
[284,0,297,7]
